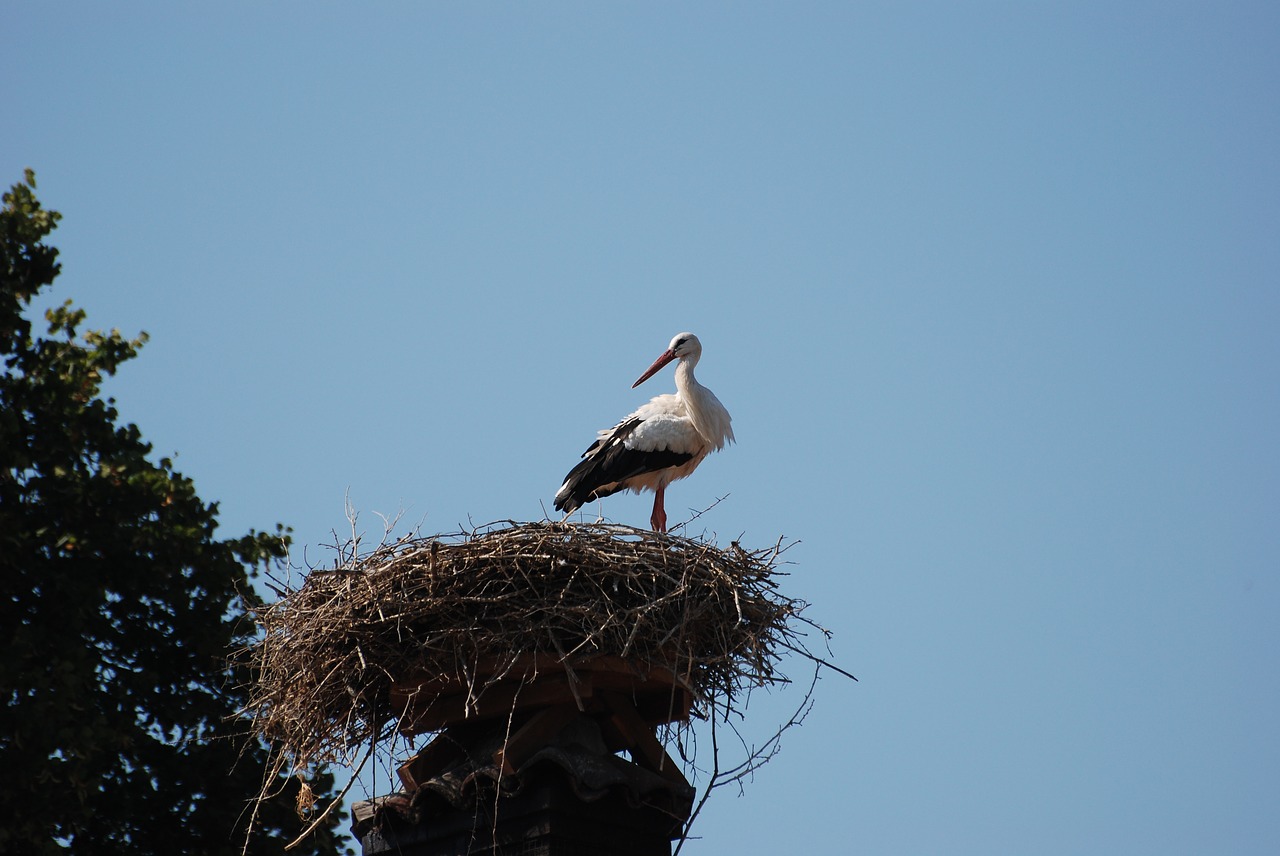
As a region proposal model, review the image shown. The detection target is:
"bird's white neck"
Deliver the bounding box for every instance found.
[673,355,732,451]
[673,355,705,401]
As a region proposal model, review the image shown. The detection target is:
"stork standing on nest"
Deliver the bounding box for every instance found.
[555,332,734,533]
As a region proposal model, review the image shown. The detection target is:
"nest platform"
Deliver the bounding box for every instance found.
[243,521,804,786]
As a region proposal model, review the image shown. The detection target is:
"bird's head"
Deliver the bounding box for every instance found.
[633,332,701,388]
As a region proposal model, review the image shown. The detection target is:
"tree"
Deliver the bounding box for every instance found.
[0,170,350,855]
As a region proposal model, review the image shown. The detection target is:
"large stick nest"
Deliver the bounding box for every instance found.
[242,521,811,773]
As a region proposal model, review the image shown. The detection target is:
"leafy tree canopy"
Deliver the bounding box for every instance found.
[0,170,349,855]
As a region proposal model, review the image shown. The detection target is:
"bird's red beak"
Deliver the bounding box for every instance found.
[633,349,677,388]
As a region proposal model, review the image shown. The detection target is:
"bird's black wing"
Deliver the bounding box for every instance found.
[554,417,694,513]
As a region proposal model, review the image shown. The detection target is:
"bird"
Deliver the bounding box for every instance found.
[554,332,734,533]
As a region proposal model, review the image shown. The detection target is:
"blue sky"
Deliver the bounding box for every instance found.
[7,3,1279,853]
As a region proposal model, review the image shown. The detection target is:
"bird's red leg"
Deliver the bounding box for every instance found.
[650,485,668,533]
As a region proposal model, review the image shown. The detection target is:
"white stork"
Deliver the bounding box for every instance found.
[554,332,734,532]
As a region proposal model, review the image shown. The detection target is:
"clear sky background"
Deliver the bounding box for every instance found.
[6,3,1279,853]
